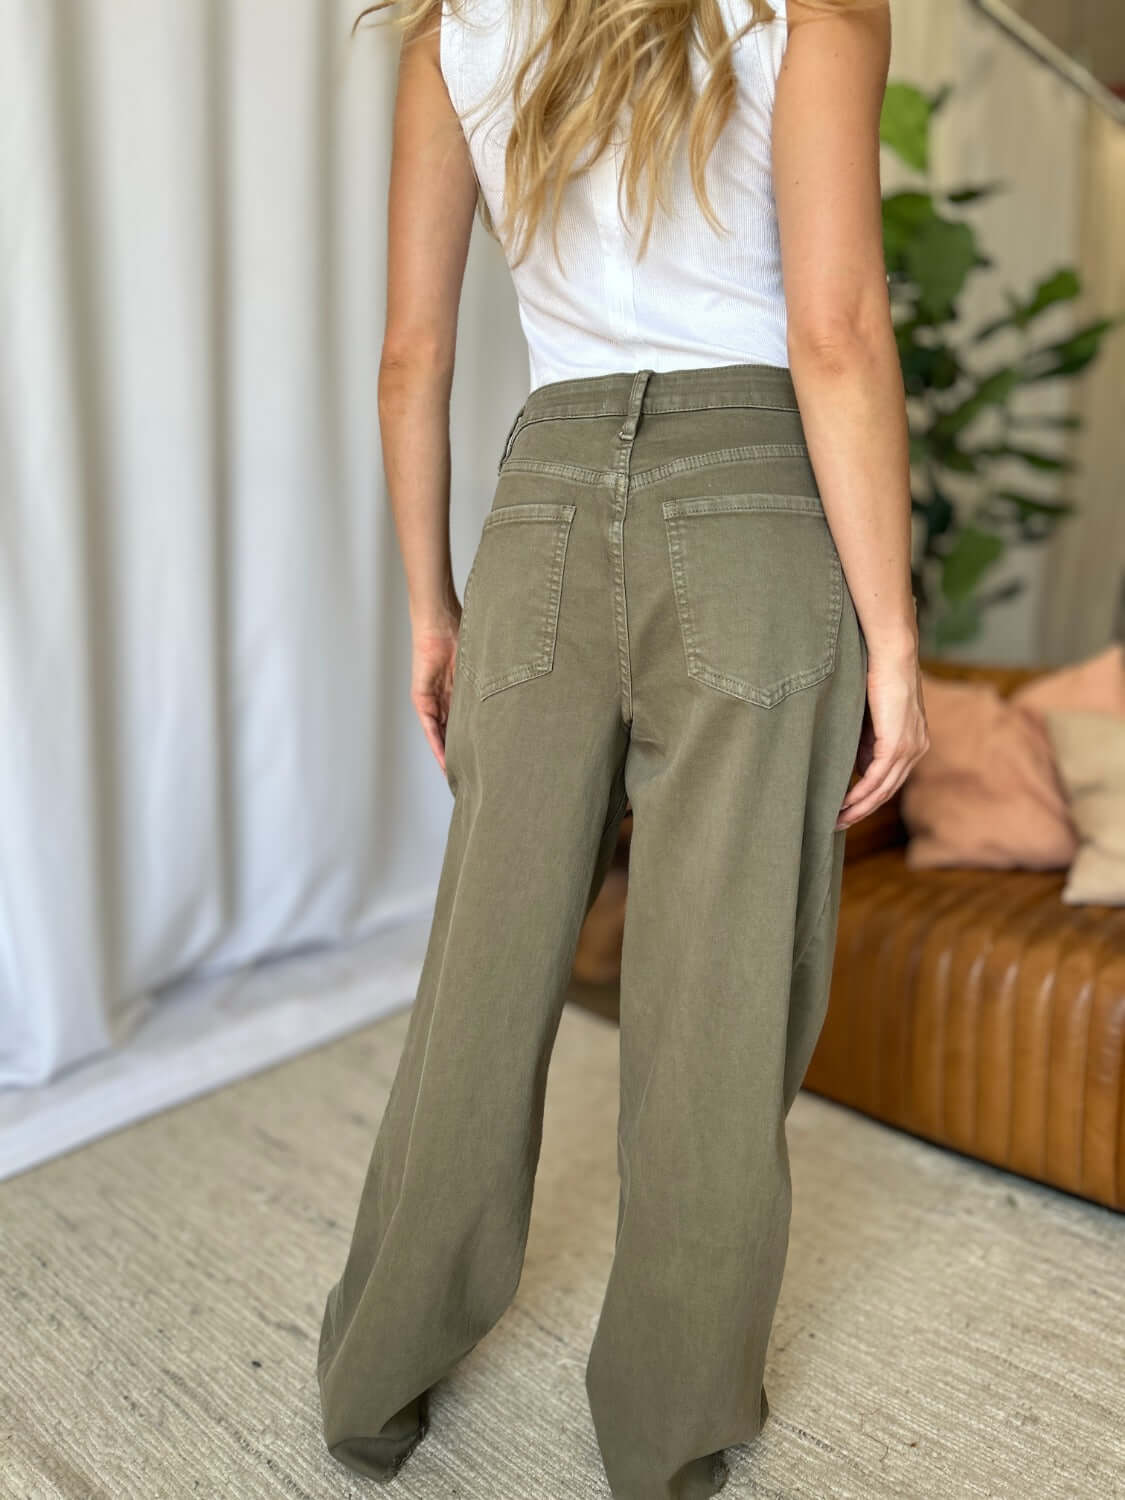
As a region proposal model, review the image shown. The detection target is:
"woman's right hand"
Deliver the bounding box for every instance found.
[835,644,930,830]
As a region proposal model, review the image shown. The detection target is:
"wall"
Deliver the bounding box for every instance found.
[1004,0,1125,88]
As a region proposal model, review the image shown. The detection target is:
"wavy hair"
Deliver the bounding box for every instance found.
[353,0,883,267]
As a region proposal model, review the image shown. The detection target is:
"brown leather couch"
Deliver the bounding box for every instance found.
[574,658,1125,1213]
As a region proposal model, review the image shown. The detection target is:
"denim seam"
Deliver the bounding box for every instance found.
[662,492,827,517]
[500,406,616,455]
[611,454,631,721]
[791,831,845,976]
[517,393,801,425]
[498,458,616,486]
[630,443,812,490]
[500,447,812,490]
[610,368,652,725]
[482,502,577,527]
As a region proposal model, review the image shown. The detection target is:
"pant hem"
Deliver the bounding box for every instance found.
[326,1396,431,1483]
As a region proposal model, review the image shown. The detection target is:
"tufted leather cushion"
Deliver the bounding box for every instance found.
[803,848,1125,1210]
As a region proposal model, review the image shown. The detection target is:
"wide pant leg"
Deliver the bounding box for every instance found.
[582,409,868,1498]
[316,453,631,1479]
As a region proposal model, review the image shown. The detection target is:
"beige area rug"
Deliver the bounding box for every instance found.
[3,995,1123,1500]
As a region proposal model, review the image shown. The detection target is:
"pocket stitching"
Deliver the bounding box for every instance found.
[662,492,827,519]
[481,501,576,528]
[460,503,577,700]
[662,494,844,709]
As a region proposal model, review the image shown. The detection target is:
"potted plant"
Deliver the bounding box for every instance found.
[879,81,1123,649]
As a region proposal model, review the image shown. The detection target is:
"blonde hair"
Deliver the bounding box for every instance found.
[354,0,881,268]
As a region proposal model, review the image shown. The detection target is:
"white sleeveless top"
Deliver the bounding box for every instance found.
[439,0,790,394]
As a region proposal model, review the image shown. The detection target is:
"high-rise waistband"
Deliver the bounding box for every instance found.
[518,362,799,425]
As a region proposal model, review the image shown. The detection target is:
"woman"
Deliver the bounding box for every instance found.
[318,1,928,1496]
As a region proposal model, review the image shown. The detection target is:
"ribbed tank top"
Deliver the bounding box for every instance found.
[439,0,790,394]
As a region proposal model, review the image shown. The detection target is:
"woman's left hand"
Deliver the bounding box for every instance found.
[410,624,461,778]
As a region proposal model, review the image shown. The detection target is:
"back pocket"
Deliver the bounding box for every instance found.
[457,501,577,699]
[662,492,843,708]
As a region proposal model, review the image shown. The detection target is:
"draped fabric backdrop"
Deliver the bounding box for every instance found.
[0,0,529,1169]
[0,0,1120,1172]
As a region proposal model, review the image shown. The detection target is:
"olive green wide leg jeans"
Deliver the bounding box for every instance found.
[316,363,868,1500]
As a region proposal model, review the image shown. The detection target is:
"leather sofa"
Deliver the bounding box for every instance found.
[805,657,1124,1214]
[573,657,1125,1212]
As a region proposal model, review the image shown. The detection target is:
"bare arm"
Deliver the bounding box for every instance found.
[380,1,479,773]
[773,0,928,826]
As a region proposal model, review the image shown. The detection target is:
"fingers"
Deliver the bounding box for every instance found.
[409,634,458,781]
[835,719,930,830]
[413,694,449,777]
[835,753,909,829]
[422,715,447,775]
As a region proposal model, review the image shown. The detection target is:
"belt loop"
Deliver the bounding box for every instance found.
[616,369,653,442]
[497,401,527,473]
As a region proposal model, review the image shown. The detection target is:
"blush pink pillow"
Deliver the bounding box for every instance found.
[900,642,1125,870]
[900,675,1078,870]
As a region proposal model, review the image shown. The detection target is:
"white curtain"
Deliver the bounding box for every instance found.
[0,0,529,1133]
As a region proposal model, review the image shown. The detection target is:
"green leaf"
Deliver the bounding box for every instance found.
[906,218,981,321]
[940,527,1006,602]
[976,490,1076,544]
[880,83,932,171]
[1021,316,1122,382]
[989,490,1078,518]
[898,336,962,395]
[923,489,956,537]
[1007,412,1081,430]
[931,347,962,389]
[966,444,1075,472]
[934,596,983,647]
[943,451,979,474]
[908,434,931,467]
[972,315,1018,343]
[932,439,980,473]
[976,579,1027,609]
[969,267,1083,343]
[1021,268,1082,324]
[883,192,937,268]
[971,292,1024,343]
[933,368,1023,436]
[945,181,1005,204]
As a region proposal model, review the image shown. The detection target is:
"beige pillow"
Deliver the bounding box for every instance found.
[900,675,1078,869]
[1011,640,1125,720]
[1043,709,1125,906]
